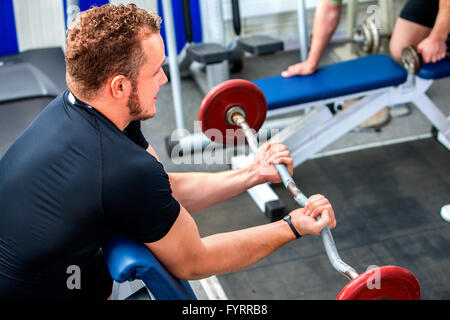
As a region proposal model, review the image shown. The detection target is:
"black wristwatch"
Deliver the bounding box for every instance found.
[283,215,302,239]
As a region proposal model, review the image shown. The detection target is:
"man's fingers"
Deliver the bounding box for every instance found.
[312,210,331,234]
[267,151,291,163]
[281,63,305,78]
[265,143,292,166]
[305,194,325,213]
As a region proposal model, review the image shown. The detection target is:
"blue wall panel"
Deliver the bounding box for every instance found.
[0,0,19,57]
[158,0,203,55]
[61,0,204,56]
[78,0,109,11]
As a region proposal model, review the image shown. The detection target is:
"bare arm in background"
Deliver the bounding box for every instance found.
[282,0,342,77]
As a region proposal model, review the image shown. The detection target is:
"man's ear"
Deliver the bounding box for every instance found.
[110,75,131,99]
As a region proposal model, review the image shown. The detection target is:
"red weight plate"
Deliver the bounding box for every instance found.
[337,266,420,300]
[198,79,267,145]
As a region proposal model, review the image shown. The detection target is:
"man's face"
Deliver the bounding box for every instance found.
[127,33,168,120]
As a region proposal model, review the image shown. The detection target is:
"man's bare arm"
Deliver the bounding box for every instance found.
[168,169,261,213]
[282,0,342,77]
[145,199,334,280]
[163,142,293,213]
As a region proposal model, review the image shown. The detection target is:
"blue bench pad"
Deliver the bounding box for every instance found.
[419,57,450,80]
[252,54,408,110]
[103,234,197,300]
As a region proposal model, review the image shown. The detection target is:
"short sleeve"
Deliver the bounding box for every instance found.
[103,154,180,243]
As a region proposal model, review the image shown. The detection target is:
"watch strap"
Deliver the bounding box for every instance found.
[283,215,302,239]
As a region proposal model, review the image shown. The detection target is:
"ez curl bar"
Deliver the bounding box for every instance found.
[198,79,420,300]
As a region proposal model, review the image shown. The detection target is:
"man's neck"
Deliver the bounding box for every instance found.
[73,91,131,131]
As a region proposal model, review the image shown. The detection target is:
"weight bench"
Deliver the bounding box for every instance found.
[231,54,450,220]
[103,233,197,300]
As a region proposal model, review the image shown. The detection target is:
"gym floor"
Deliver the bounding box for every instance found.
[0,43,449,299]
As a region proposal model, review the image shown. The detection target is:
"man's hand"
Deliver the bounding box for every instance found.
[290,194,336,236]
[417,35,447,63]
[281,60,318,78]
[249,141,294,184]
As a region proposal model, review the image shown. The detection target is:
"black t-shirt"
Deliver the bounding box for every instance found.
[0,90,180,299]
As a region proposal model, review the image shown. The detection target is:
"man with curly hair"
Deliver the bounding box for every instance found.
[0,4,335,300]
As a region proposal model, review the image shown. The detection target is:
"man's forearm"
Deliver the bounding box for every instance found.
[168,167,262,213]
[146,204,298,281]
[307,0,342,66]
[185,219,296,279]
[430,0,450,40]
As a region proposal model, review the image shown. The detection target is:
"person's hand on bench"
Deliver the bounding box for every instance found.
[281,60,318,78]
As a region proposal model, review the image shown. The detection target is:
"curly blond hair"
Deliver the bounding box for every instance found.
[65,3,161,99]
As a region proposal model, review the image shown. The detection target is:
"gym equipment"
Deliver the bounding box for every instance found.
[103,233,197,300]
[402,44,450,75]
[186,0,231,95]
[337,266,420,300]
[353,17,383,55]
[179,0,231,72]
[227,0,284,72]
[401,45,421,75]
[326,17,390,55]
[198,79,421,300]
[0,47,67,158]
[163,0,235,156]
[199,79,266,145]
[165,2,388,157]
[0,47,66,103]
[161,0,232,133]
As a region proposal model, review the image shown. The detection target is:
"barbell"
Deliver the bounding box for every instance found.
[198,79,420,300]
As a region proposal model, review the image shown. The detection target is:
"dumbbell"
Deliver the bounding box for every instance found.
[353,17,384,55]
[402,41,450,74]
[332,17,388,55]
[329,17,390,55]
[198,79,421,300]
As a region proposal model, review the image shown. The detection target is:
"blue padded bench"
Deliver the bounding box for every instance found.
[103,233,197,300]
[252,55,450,111]
[252,54,408,110]
[418,57,450,80]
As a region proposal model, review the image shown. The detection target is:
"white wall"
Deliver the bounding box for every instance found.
[11,0,158,53]
[13,0,66,52]
[109,0,158,12]
[220,0,405,46]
